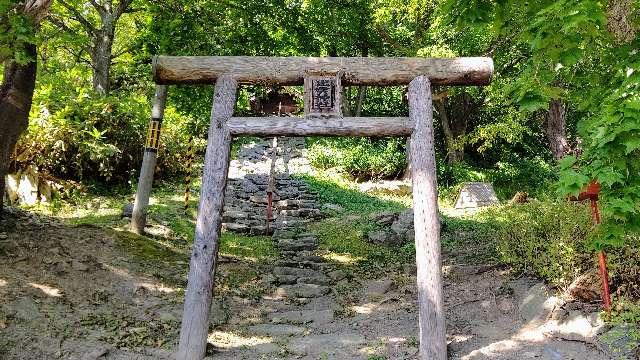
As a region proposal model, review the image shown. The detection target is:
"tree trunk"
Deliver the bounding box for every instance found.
[91,18,115,95]
[545,99,572,160]
[0,44,38,215]
[434,95,468,164]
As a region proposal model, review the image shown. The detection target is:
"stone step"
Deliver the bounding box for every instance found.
[274,274,298,285]
[273,266,322,279]
[280,252,325,263]
[277,284,331,298]
[268,309,335,325]
[276,260,325,271]
[297,274,333,286]
[277,239,317,251]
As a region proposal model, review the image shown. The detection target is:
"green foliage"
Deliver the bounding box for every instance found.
[0,0,37,64]
[439,156,555,202]
[17,84,193,182]
[559,60,640,249]
[476,202,639,294]
[482,201,593,287]
[306,137,407,180]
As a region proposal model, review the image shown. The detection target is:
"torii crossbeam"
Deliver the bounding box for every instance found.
[131,55,493,360]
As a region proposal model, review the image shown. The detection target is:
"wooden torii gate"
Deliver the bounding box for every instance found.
[131,56,493,360]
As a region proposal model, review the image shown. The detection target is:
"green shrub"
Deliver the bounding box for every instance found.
[480,201,592,287]
[306,137,407,180]
[16,86,193,182]
[479,202,640,297]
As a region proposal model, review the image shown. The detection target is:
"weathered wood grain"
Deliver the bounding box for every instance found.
[176,76,237,360]
[408,76,446,360]
[130,84,167,234]
[153,56,493,86]
[228,116,413,136]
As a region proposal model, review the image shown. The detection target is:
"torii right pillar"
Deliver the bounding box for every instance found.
[409,75,446,360]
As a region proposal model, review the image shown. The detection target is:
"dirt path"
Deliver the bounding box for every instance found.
[0,208,613,359]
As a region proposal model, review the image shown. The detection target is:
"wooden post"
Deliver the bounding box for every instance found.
[176,75,237,360]
[408,76,446,360]
[131,85,167,234]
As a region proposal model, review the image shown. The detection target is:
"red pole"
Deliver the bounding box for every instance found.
[266,191,273,233]
[590,198,611,312]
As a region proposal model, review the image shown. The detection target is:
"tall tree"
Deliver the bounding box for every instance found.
[0,0,51,215]
[47,0,137,95]
[544,99,572,160]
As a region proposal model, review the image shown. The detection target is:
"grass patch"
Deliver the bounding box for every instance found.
[309,216,414,277]
[297,174,408,214]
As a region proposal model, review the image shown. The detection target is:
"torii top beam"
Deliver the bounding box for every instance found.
[152,56,493,86]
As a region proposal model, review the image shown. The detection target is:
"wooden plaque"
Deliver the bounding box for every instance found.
[304,70,342,117]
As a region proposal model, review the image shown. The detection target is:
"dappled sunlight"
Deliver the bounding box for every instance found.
[28,282,62,297]
[134,281,179,294]
[0,279,7,287]
[208,330,272,349]
[102,263,134,279]
[461,315,601,359]
[322,252,365,264]
[463,338,521,358]
[352,301,378,314]
[358,336,409,356]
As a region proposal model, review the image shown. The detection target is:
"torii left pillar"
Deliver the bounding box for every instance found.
[176,75,237,360]
[131,85,167,234]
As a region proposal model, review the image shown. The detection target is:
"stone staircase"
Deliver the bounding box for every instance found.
[269,231,345,299]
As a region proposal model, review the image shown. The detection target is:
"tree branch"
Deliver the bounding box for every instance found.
[47,15,73,33]
[88,0,107,17]
[58,0,97,36]
[374,23,409,54]
[114,0,134,19]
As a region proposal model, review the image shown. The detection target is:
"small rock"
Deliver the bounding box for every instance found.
[327,270,346,282]
[210,298,229,326]
[567,270,601,302]
[275,274,298,285]
[71,260,89,272]
[365,279,395,299]
[552,310,601,339]
[322,203,344,212]
[251,343,280,354]
[518,282,561,323]
[367,230,398,246]
[82,346,111,360]
[371,211,397,226]
[269,309,334,325]
[274,266,318,278]
[121,203,134,218]
[5,297,41,321]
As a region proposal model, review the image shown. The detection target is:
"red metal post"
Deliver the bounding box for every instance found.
[598,249,612,311]
[589,198,611,311]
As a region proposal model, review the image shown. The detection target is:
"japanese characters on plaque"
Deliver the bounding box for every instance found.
[304,70,342,117]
